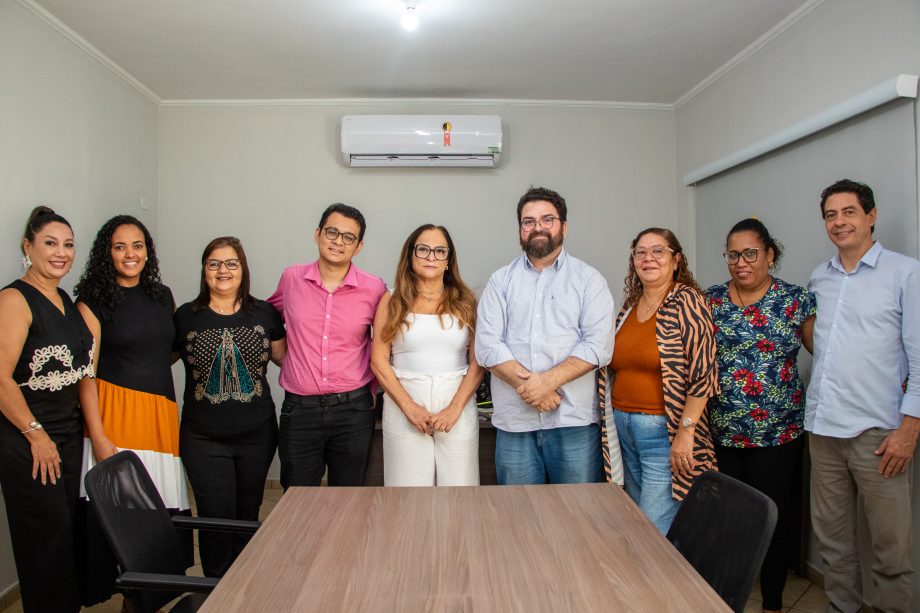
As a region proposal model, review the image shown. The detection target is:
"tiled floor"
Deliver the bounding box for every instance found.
[743,571,829,612]
[2,483,826,612]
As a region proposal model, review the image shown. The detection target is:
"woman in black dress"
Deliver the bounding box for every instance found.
[0,206,116,613]
[174,236,285,577]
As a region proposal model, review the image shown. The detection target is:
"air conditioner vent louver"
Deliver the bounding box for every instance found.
[341,115,502,168]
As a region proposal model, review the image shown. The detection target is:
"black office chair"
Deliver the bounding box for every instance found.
[84,450,261,613]
[666,471,778,613]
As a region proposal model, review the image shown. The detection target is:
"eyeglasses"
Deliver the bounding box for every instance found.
[414,244,450,261]
[206,258,241,271]
[520,215,560,232]
[631,246,674,261]
[723,248,761,264]
[322,226,358,245]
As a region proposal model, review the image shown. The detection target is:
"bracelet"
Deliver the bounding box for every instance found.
[21,420,43,434]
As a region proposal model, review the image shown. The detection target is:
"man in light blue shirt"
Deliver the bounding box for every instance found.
[807,179,920,613]
[476,187,615,484]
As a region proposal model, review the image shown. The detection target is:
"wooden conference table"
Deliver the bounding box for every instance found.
[199,484,730,613]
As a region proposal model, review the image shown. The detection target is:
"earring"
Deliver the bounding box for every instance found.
[145,256,149,262]
[21,254,32,270]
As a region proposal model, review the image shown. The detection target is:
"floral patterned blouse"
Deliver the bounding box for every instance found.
[706,278,816,448]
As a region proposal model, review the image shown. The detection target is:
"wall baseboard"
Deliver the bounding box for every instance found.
[0,582,20,611]
[803,561,825,590]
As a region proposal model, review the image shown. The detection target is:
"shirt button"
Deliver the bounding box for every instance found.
[323,356,327,360]
[323,335,328,339]
[326,315,330,319]
[323,378,327,382]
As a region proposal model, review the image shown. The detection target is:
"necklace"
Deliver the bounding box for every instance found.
[639,286,669,314]
[210,300,239,314]
[731,276,772,308]
[417,286,445,299]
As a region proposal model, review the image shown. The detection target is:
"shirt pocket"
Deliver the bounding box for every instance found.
[549,290,581,330]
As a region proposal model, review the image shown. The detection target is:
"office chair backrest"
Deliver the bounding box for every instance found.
[84,450,188,613]
[666,471,778,613]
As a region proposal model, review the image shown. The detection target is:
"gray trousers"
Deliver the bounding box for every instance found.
[809,430,913,613]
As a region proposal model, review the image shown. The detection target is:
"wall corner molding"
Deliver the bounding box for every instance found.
[673,0,828,109]
[14,0,161,105]
[158,97,674,110]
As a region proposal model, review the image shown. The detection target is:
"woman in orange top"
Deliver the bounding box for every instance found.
[609,227,718,534]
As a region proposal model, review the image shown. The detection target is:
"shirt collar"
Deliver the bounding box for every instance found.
[522,248,567,272]
[829,241,882,273]
[304,260,359,288]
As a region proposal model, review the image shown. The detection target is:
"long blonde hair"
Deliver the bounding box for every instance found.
[380,224,477,343]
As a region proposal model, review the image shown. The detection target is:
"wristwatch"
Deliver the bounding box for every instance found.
[680,416,696,430]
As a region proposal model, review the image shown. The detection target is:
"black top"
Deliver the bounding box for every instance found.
[83,284,176,401]
[173,300,284,437]
[2,279,94,435]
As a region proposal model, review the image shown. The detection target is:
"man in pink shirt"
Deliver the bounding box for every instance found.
[268,204,387,488]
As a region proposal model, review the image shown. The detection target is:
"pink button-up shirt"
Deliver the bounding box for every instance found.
[268,261,387,396]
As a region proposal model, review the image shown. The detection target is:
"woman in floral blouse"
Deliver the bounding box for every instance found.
[706,218,815,613]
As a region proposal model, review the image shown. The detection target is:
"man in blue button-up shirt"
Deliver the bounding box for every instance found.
[475,187,615,484]
[807,179,920,613]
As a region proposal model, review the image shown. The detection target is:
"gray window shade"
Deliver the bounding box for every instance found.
[693,99,917,291]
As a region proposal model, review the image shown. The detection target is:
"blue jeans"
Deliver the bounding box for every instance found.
[614,410,681,534]
[495,424,603,485]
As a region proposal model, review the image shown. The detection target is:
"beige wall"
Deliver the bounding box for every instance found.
[0,0,159,596]
[157,103,677,303]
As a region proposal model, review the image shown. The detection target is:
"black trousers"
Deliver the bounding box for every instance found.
[278,389,374,488]
[715,435,805,611]
[180,418,278,578]
[0,422,83,613]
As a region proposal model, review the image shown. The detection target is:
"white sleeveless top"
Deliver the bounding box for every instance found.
[391,313,470,373]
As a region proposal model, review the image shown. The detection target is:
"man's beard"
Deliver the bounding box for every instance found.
[521,229,562,259]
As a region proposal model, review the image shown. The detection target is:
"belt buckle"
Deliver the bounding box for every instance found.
[320,392,344,407]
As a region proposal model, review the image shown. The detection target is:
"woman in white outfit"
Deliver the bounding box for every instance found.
[372,224,483,486]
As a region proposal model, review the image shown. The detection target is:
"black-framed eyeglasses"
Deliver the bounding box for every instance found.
[520,215,560,232]
[631,246,674,261]
[723,248,761,264]
[322,226,358,245]
[414,244,450,261]
[206,258,241,271]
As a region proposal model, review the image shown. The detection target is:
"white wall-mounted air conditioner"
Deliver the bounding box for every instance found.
[341,115,502,168]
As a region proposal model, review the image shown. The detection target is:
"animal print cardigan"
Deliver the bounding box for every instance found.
[611,282,719,501]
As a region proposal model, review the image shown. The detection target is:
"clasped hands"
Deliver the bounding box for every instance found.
[403,402,461,436]
[516,369,562,413]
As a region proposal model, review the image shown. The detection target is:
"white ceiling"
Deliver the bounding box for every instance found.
[32,0,811,103]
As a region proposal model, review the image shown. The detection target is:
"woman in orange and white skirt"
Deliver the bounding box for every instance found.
[74,215,191,604]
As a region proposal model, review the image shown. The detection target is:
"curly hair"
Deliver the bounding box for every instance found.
[622,227,702,310]
[379,224,477,344]
[74,215,169,309]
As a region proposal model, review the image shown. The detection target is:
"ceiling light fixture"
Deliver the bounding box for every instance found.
[400,0,419,31]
